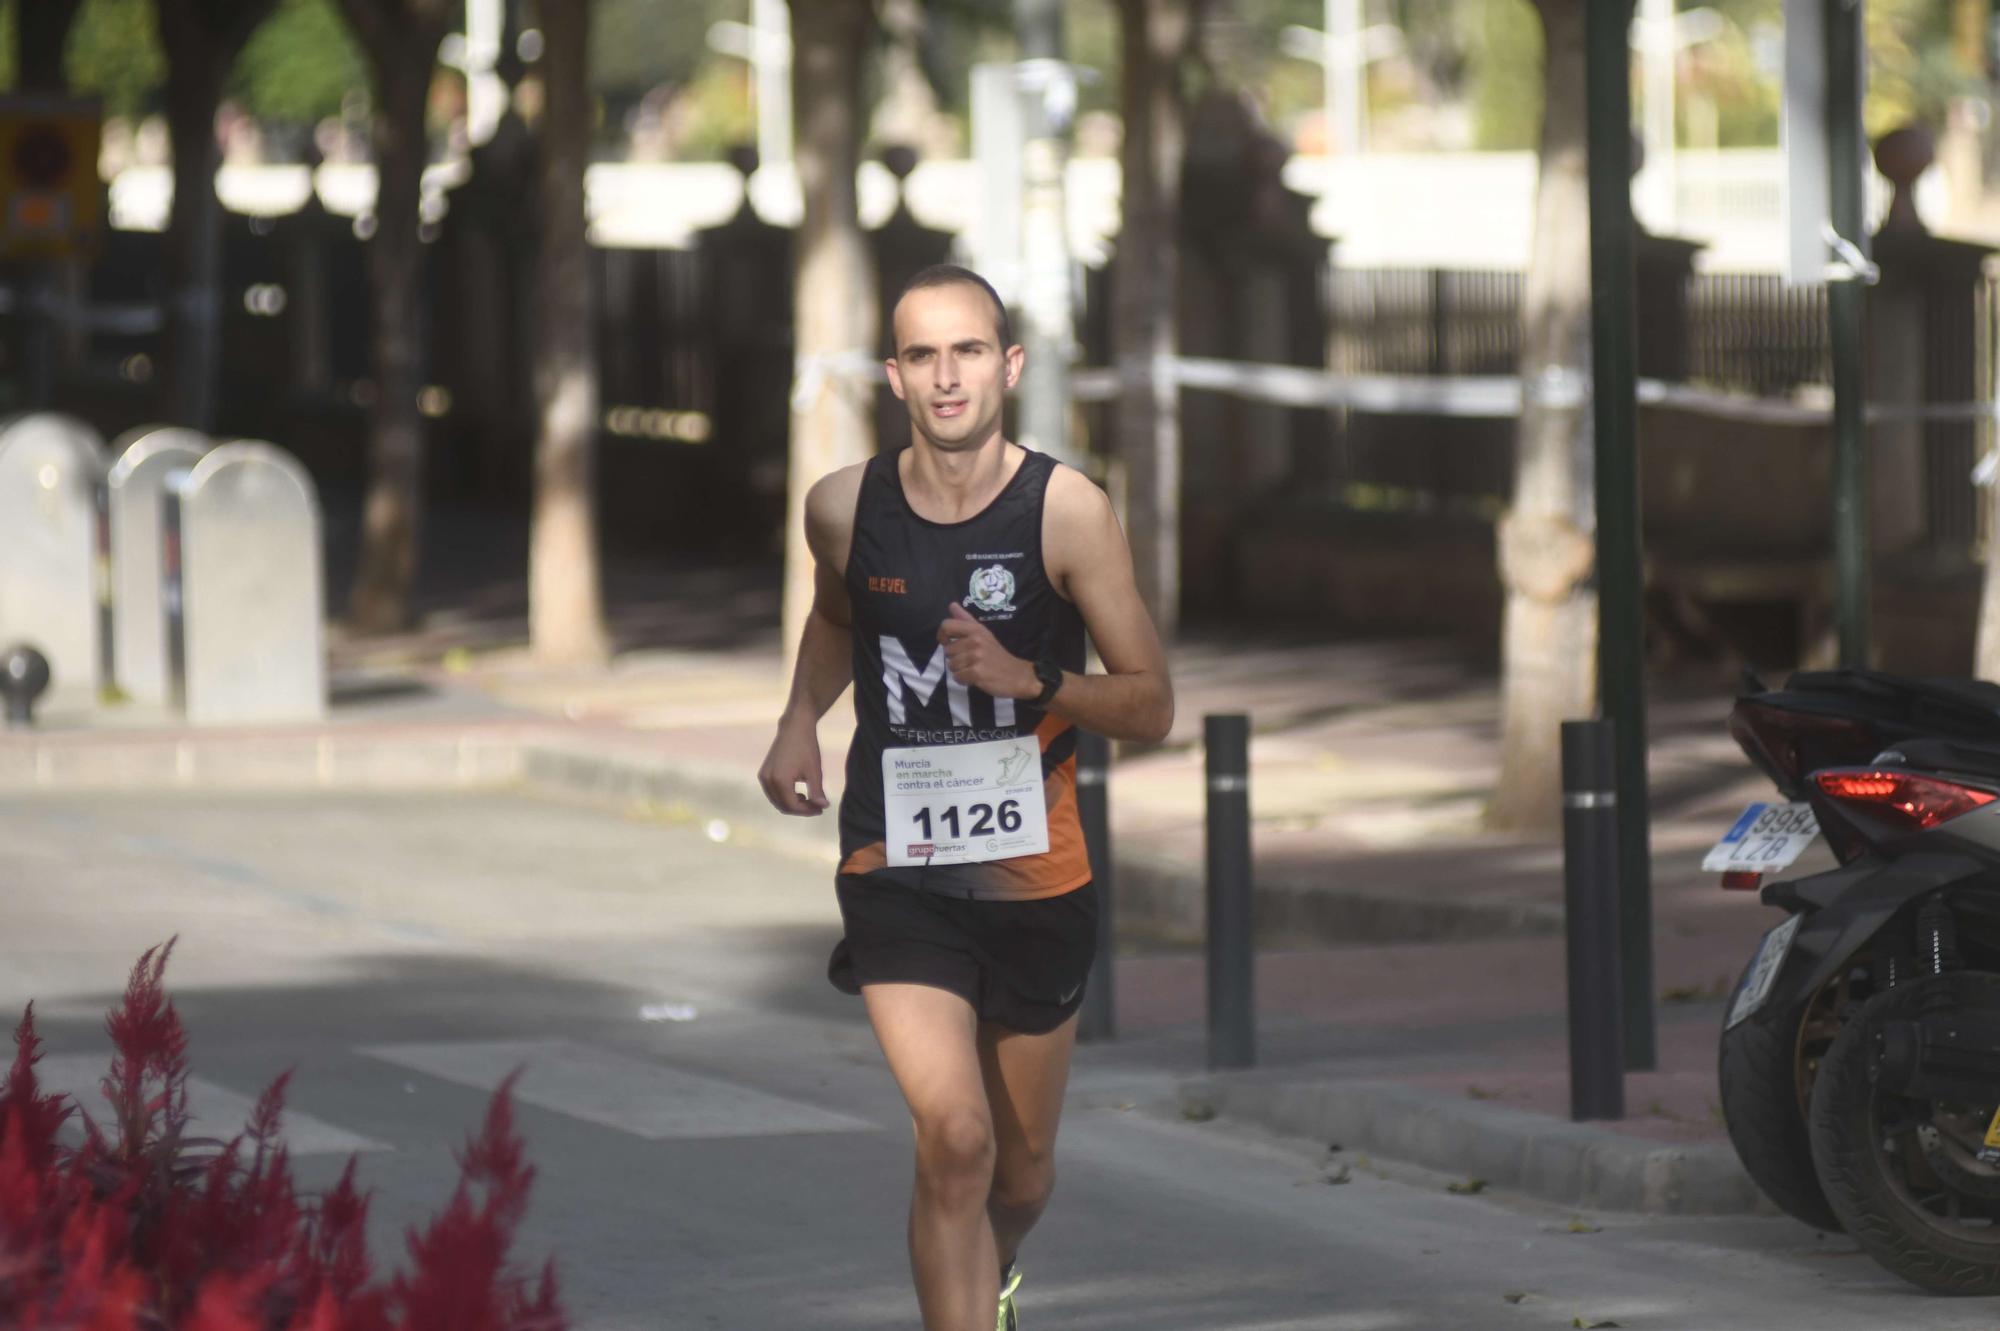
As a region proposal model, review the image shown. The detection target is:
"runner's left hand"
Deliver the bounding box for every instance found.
[938,602,1035,699]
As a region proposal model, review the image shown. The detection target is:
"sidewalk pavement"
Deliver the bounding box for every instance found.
[0,561,1806,1218]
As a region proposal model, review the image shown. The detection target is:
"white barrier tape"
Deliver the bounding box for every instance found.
[1070,355,2000,430]
[0,287,166,334]
[789,350,885,413]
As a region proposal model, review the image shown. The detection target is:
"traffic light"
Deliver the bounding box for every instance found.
[0,96,103,261]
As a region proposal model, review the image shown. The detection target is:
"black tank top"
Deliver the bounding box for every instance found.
[839,445,1091,900]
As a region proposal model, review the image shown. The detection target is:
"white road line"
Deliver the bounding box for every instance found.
[359,1038,877,1140]
[34,1055,390,1156]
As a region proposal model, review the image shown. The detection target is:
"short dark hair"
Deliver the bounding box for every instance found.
[893,264,1013,352]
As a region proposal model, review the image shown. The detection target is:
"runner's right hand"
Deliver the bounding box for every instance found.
[759,720,830,816]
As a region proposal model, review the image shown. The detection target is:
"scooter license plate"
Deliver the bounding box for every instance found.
[1702,801,1820,875]
[1726,914,1804,1030]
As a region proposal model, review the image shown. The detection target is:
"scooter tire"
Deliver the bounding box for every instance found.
[1718,965,1843,1234]
[1810,971,2000,1295]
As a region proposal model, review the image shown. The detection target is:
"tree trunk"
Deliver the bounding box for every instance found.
[528,0,610,667]
[1489,0,1595,833]
[1113,0,1196,640]
[160,44,226,431]
[156,0,276,432]
[781,0,878,666]
[1977,478,2000,676]
[335,0,452,635]
[17,1,81,92]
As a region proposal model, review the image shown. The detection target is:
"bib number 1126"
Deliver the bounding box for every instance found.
[914,800,1024,840]
[883,737,1050,867]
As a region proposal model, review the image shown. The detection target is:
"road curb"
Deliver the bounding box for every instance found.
[0,727,1556,945]
[1118,850,1562,945]
[0,730,525,790]
[1178,1074,1770,1216]
[517,740,840,855]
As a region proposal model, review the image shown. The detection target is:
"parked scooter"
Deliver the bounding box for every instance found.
[1715,668,2000,1291]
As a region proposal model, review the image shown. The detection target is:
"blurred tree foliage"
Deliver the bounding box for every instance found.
[1,0,1983,158]
[230,0,363,126]
[592,0,733,96]
[0,0,363,124]
[1465,0,1540,148]
[1409,0,1982,153]
[1865,0,1978,136]
[62,0,167,117]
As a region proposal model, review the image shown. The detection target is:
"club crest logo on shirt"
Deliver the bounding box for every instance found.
[967,564,1016,614]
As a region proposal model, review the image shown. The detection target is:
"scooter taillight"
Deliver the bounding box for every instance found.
[1729,703,1880,796]
[1814,769,1997,831]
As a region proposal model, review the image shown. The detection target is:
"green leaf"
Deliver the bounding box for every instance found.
[1446,1177,1487,1195]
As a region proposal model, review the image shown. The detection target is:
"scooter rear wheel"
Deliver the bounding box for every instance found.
[1811,971,2000,1294]
[1718,957,1843,1234]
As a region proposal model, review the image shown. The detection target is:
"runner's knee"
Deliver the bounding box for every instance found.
[991,1146,1055,1212]
[914,1105,996,1195]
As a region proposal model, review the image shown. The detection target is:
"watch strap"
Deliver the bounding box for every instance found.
[1031,658,1064,707]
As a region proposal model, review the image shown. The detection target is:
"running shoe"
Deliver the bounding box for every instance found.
[996,1262,1022,1331]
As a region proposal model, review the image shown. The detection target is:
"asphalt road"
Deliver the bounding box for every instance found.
[2,790,1993,1330]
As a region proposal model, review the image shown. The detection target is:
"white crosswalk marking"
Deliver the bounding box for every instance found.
[33,1054,389,1156]
[359,1038,877,1140]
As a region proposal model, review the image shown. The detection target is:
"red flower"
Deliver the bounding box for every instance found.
[0,946,566,1329]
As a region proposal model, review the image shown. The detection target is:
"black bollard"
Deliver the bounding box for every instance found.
[0,644,51,727]
[1075,730,1116,1043]
[1562,719,1625,1121]
[1206,713,1255,1069]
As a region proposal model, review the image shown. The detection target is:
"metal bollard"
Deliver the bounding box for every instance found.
[1075,730,1116,1043]
[1206,713,1255,1069]
[1562,719,1625,1121]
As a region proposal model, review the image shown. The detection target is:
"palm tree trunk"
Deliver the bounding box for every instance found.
[781,0,879,665]
[160,44,227,431]
[335,0,452,635]
[17,1,81,92]
[1489,0,1596,833]
[528,0,610,666]
[346,57,432,633]
[156,0,277,431]
[1113,0,1197,640]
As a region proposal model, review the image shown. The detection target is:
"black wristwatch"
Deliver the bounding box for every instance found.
[1030,658,1065,707]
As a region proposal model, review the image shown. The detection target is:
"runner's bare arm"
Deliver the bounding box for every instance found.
[939,467,1172,742]
[1035,467,1174,742]
[759,467,863,815]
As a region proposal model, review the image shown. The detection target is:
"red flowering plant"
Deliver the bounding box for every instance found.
[0,941,564,1330]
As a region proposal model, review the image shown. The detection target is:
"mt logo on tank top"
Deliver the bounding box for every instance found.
[839,447,1092,902]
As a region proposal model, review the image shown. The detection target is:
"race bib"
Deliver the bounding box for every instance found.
[882,737,1049,867]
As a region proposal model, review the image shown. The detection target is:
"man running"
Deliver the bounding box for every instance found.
[759,263,1174,1330]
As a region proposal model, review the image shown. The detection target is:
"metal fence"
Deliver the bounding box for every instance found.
[19,227,1998,558]
[1324,263,1995,555]
[1327,267,1521,378]
[1686,273,1831,397]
